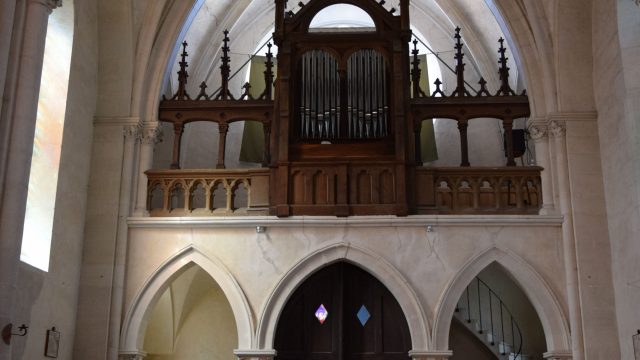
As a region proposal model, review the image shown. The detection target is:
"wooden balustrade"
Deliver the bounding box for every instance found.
[144,166,542,217]
[145,168,270,216]
[414,166,542,214]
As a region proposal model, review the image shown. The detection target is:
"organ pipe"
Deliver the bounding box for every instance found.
[299,49,388,141]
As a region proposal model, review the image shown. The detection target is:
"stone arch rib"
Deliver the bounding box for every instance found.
[256,242,431,352]
[431,246,571,352]
[119,245,254,353]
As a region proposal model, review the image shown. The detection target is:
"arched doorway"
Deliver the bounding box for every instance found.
[274,262,411,360]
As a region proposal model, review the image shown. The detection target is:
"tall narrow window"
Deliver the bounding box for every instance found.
[20,2,74,271]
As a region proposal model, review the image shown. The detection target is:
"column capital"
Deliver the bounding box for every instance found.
[408,350,452,360]
[549,120,566,138]
[124,124,142,141]
[234,349,277,360]
[528,123,548,141]
[118,350,147,360]
[141,125,163,145]
[543,350,572,360]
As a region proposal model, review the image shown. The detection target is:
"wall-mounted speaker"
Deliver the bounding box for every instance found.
[504,129,526,158]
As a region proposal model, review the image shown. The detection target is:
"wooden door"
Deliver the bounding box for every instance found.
[275,262,411,360]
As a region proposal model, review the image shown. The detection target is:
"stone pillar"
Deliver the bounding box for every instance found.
[0,1,60,358]
[118,351,147,360]
[234,349,277,360]
[408,350,452,360]
[549,120,584,360]
[528,120,555,214]
[543,351,572,360]
[107,124,140,360]
[133,124,162,216]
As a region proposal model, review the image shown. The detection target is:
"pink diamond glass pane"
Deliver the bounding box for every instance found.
[315,304,329,324]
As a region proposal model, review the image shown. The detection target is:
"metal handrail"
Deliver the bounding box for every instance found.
[459,276,524,359]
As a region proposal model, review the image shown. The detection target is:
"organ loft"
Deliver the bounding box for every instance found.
[152,0,540,218]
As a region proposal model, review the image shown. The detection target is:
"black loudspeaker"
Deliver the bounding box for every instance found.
[504,129,526,158]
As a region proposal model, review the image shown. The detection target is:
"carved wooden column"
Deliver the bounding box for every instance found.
[550,120,584,360]
[217,122,229,169]
[0,1,60,358]
[133,125,162,216]
[503,117,516,166]
[262,122,271,167]
[457,119,470,167]
[528,121,555,214]
[170,123,184,169]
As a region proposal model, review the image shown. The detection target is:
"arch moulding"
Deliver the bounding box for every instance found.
[255,243,431,352]
[431,246,571,353]
[119,245,255,353]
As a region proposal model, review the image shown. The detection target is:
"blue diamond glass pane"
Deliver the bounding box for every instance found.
[357,305,371,326]
[315,304,328,324]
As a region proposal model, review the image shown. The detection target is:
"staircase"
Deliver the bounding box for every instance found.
[455,277,528,360]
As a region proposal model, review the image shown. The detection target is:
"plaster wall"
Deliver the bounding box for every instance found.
[124,217,567,355]
[9,0,99,358]
[592,0,640,358]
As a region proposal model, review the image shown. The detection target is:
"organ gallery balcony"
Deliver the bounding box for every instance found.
[148,3,543,217]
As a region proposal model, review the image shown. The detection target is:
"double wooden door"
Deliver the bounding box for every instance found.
[275,262,411,360]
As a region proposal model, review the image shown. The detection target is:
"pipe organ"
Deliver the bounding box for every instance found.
[156,0,538,218]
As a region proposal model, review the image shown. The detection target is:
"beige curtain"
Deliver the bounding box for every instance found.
[415,54,438,162]
[239,56,275,163]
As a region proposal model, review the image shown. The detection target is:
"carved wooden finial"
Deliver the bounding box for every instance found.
[496,37,516,96]
[432,78,446,97]
[260,43,275,100]
[477,77,491,97]
[241,82,253,100]
[175,41,191,100]
[411,39,427,98]
[452,27,471,97]
[214,30,235,100]
[196,81,209,100]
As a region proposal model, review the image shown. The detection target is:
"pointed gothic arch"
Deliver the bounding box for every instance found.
[256,243,431,352]
[431,246,571,353]
[119,245,254,353]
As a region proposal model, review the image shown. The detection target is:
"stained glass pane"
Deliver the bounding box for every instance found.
[357,305,371,326]
[315,304,329,324]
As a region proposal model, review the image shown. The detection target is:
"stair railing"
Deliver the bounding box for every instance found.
[456,277,524,359]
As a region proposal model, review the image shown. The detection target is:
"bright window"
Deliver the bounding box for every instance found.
[20,3,74,271]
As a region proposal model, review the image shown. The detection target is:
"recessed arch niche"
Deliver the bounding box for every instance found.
[274,261,411,359]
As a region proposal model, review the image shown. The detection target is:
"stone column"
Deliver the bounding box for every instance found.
[549,120,584,360]
[528,121,555,214]
[234,349,277,360]
[0,1,60,358]
[133,124,162,216]
[108,124,140,360]
[408,350,453,360]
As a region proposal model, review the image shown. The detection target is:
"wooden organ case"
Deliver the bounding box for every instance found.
[153,0,542,218]
[272,0,414,217]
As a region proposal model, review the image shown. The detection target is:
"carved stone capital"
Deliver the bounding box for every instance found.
[141,126,163,145]
[549,120,566,138]
[528,124,548,141]
[123,124,141,141]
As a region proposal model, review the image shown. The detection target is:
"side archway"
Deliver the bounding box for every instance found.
[431,247,570,352]
[119,245,255,353]
[256,243,431,351]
